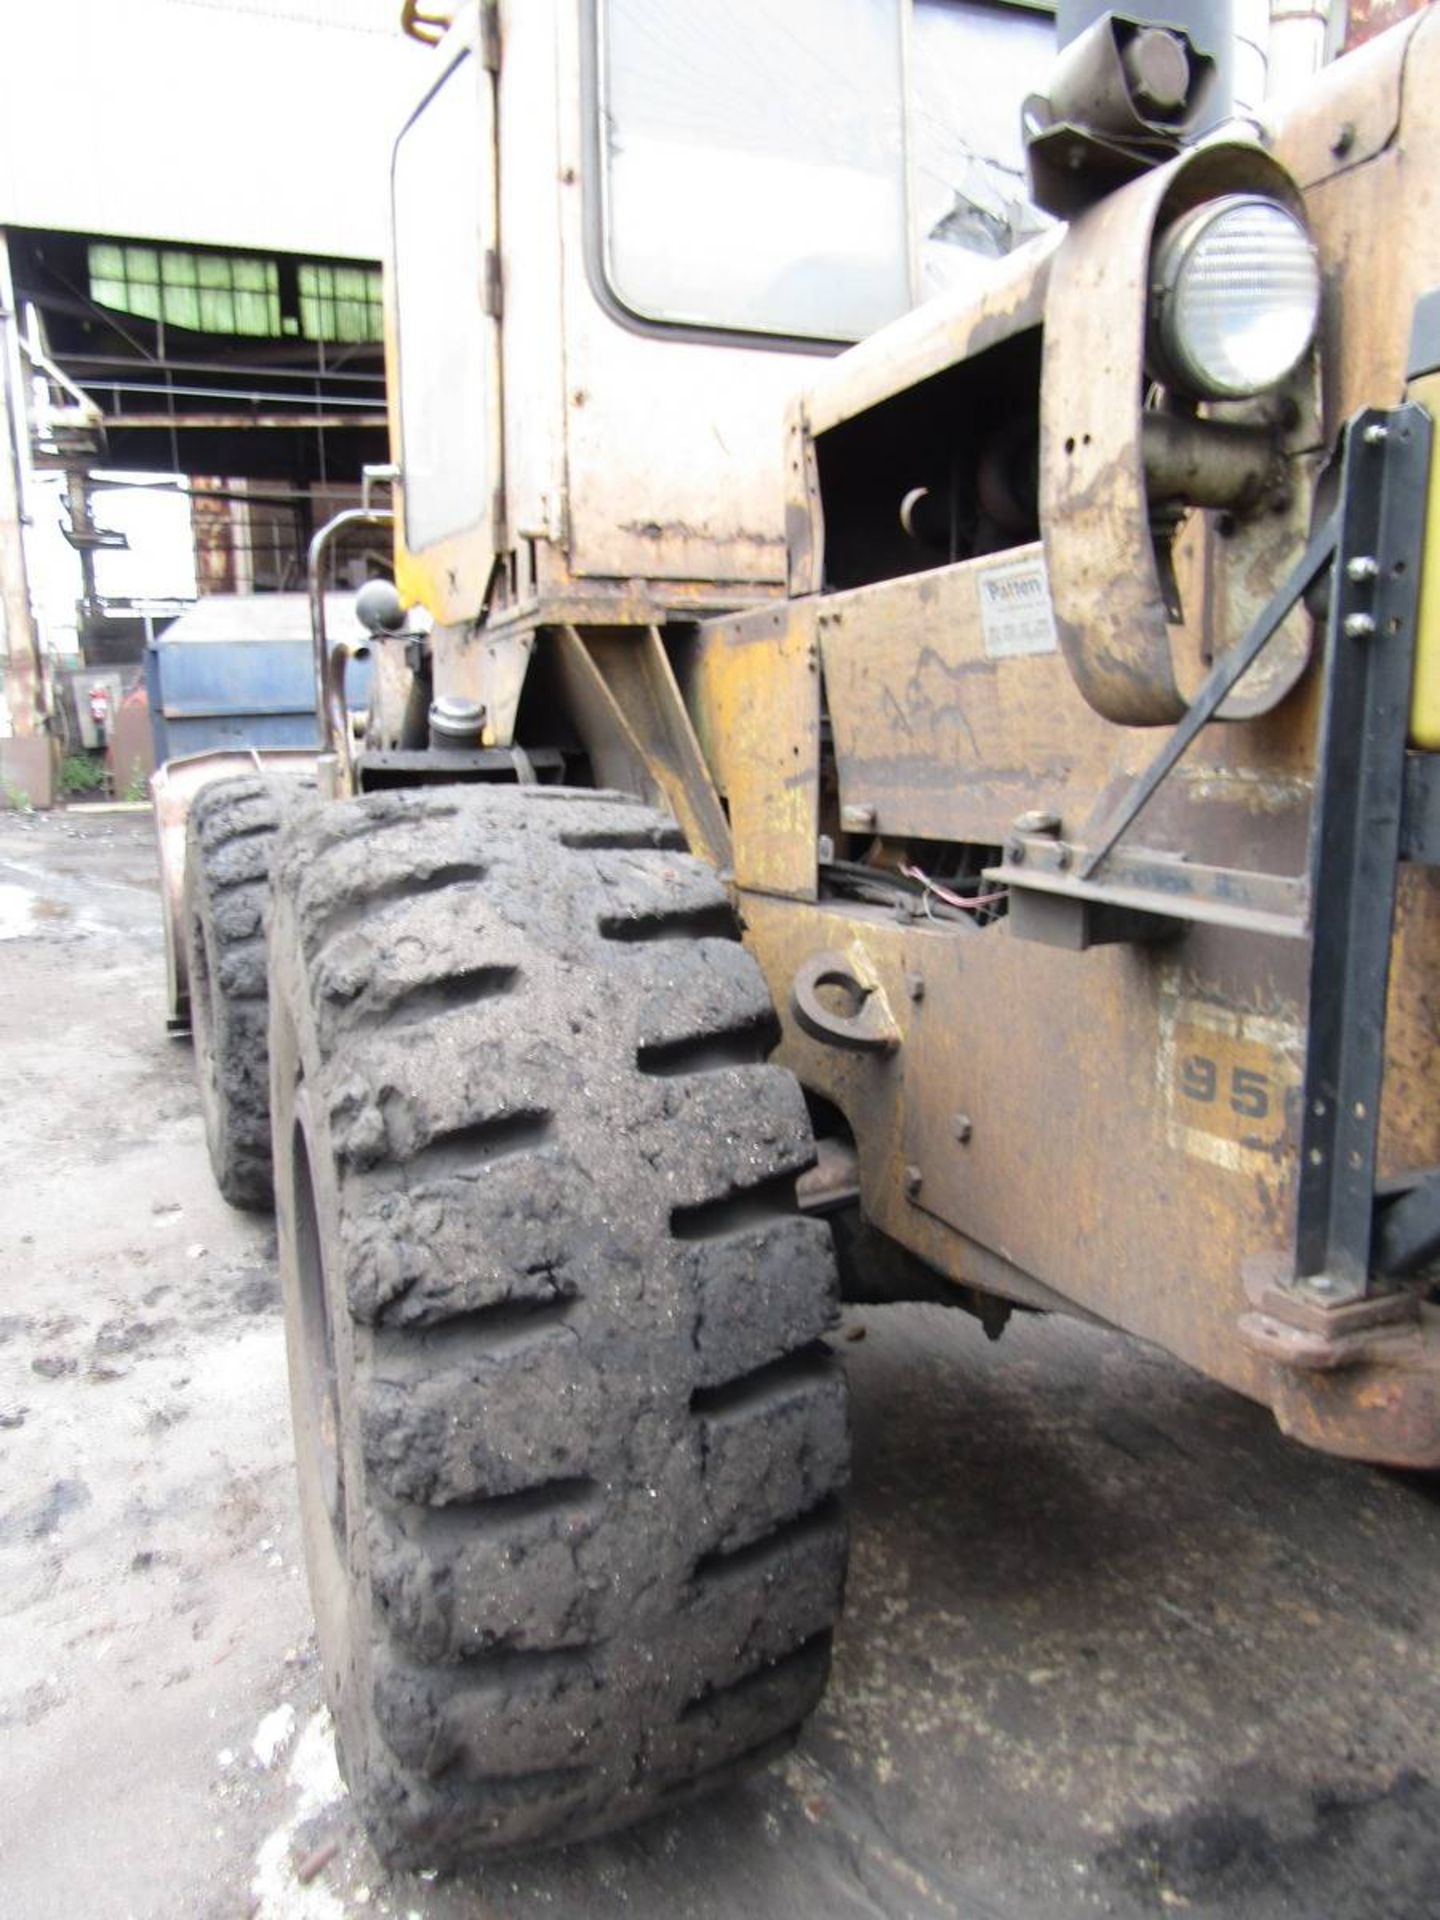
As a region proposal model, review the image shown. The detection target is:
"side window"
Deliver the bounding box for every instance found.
[392,52,491,553]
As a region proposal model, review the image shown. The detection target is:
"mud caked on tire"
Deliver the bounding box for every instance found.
[269,785,849,1864]
[184,773,313,1210]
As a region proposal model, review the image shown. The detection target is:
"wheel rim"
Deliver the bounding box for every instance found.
[291,1108,345,1542]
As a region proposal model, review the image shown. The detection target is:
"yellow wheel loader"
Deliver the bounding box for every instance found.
[155,0,1440,1868]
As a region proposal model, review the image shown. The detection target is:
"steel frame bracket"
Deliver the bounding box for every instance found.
[994,404,1435,1314]
[1292,406,1432,1304]
[1238,1282,1419,1372]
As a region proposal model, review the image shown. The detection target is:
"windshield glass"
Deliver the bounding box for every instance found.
[912,0,1055,301]
[597,0,1054,345]
[598,0,911,342]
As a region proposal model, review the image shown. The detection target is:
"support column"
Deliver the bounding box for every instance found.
[0,229,56,805]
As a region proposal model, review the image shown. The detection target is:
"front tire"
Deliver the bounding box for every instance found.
[269,786,849,1865]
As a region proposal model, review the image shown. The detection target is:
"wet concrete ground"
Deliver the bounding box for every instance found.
[1,807,1437,1920]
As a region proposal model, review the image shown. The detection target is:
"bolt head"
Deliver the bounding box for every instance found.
[903,1164,923,1198]
[841,802,877,833]
[953,1114,973,1144]
[1344,612,1377,639]
[1362,421,1389,446]
[1345,555,1378,583]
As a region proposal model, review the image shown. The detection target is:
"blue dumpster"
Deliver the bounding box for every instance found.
[147,593,372,762]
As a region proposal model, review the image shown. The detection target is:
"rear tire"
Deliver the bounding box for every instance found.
[184,774,312,1210]
[269,785,848,1865]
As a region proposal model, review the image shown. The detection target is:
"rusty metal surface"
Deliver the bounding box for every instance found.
[544,617,739,871]
[751,554,1323,891]
[570,625,732,871]
[797,231,1056,443]
[990,839,1306,940]
[434,621,535,747]
[549,623,660,803]
[150,749,319,1028]
[1263,18,1412,188]
[689,599,821,900]
[790,949,900,1054]
[1259,1305,1440,1466]
[736,887,1440,1469]
[1040,141,1311,727]
[783,410,824,600]
[740,889,1298,1396]
[1278,9,1440,441]
[1285,8,1440,1193]
[814,545,1151,847]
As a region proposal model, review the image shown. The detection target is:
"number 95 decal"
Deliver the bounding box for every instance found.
[1179,1054,1271,1120]
[1167,1015,1299,1158]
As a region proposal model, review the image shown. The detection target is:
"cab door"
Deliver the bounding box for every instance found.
[387,3,503,625]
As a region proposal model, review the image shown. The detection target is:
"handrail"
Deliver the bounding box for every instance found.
[307,506,395,787]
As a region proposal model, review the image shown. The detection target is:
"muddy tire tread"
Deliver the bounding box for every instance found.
[185,773,313,1208]
[270,785,847,1865]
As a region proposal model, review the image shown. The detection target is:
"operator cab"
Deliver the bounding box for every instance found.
[387,0,1057,631]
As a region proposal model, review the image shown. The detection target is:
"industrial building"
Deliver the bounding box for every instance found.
[0,0,430,799]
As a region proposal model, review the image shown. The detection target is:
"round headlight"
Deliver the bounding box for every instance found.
[1149,193,1320,401]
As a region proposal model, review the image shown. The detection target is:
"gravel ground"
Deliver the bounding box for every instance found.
[1,805,1437,1920]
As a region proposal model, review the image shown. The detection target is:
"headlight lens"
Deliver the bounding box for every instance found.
[1149,193,1320,401]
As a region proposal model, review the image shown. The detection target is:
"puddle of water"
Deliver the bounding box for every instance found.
[0,883,37,940]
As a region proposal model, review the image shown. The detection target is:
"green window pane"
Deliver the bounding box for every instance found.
[165,285,202,329]
[296,262,382,340]
[199,288,235,331]
[232,289,275,335]
[335,299,371,342]
[88,243,287,335]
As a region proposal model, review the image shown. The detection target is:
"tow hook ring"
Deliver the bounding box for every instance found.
[791,950,900,1054]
